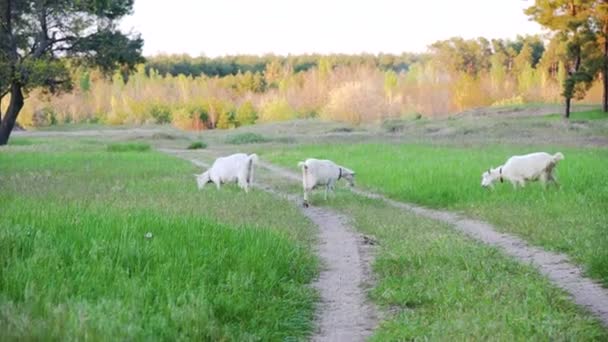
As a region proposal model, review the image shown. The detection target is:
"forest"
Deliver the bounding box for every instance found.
[5,1,608,130]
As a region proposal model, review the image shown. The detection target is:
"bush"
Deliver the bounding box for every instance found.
[382,119,406,133]
[31,107,57,127]
[236,101,258,126]
[216,108,236,129]
[106,142,151,152]
[171,107,203,130]
[321,82,384,125]
[226,132,270,145]
[187,141,207,149]
[258,98,297,122]
[491,95,525,107]
[150,104,172,124]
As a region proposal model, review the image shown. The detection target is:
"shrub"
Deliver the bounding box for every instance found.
[236,101,258,126]
[189,104,209,123]
[382,119,406,133]
[171,107,204,130]
[226,132,270,145]
[187,141,207,149]
[216,108,236,129]
[150,104,172,124]
[321,82,384,125]
[31,107,57,127]
[258,98,297,122]
[106,142,150,152]
[491,95,525,107]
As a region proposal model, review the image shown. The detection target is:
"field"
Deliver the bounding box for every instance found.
[0,138,317,340]
[264,143,608,285]
[324,196,606,340]
[2,107,608,339]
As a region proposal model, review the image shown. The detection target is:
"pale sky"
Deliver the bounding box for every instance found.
[120,0,545,57]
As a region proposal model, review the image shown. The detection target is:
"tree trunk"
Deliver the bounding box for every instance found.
[565,96,571,119]
[604,27,608,112]
[0,82,24,145]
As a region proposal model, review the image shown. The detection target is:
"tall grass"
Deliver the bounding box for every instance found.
[0,141,317,340]
[265,143,608,285]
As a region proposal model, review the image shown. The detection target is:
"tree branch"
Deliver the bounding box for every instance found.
[32,5,49,58]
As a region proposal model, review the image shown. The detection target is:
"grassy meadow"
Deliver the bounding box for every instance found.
[329,196,606,340]
[248,159,608,339]
[263,142,608,286]
[0,138,317,340]
[2,106,607,340]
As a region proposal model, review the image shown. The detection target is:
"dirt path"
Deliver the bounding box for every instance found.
[257,160,608,328]
[159,149,378,342]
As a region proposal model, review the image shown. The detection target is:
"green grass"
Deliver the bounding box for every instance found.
[7,137,36,146]
[106,142,151,152]
[226,132,271,145]
[543,109,608,121]
[0,140,317,340]
[323,195,607,340]
[264,143,608,285]
[187,141,207,149]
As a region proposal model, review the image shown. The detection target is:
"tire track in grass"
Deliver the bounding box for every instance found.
[256,159,608,328]
[159,149,378,342]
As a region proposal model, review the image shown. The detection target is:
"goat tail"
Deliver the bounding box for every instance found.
[553,152,564,162]
[247,154,258,185]
[297,161,307,169]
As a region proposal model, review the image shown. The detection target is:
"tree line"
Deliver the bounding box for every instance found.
[144,53,422,78]
[3,0,608,145]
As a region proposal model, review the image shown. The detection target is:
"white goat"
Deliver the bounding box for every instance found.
[481,152,564,189]
[297,158,355,207]
[195,153,258,192]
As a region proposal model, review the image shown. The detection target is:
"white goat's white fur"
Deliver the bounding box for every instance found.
[195,153,258,192]
[297,158,355,206]
[481,152,564,189]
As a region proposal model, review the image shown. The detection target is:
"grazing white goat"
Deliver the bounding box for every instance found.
[481,152,564,189]
[195,153,258,192]
[297,158,355,207]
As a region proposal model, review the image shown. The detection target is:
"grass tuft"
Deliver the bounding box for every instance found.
[150,132,177,140]
[106,142,151,152]
[226,132,270,145]
[187,141,207,150]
